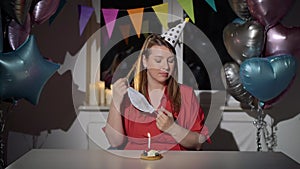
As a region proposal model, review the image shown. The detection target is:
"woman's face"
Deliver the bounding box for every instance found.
[143,45,176,84]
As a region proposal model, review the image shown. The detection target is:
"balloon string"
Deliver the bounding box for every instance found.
[0,107,6,168]
[252,100,278,152]
[0,101,16,168]
[256,126,262,151]
[253,103,265,152]
[263,119,277,151]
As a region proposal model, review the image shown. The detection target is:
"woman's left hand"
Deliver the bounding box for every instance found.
[156,107,175,132]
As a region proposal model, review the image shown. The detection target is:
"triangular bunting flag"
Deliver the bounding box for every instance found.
[127,8,144,38]
[152,3,168,30]
[102,9,119,39]
[205,0,217,12]
[142,20,149,38]
[92,0,101,23]
[78,5,94,36]
[177,0,195,23]
[119,24,131,45]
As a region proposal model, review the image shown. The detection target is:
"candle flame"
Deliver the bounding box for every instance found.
[147,132,151,137]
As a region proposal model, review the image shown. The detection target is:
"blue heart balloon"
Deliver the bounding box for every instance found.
[0,35,60,105]
[240,55,297,102]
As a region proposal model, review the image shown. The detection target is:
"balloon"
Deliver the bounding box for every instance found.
[232,18,246,25]
[247,0,295,28]
[265,24,300,58]
[223,20,264,64]
[49,0,67,25]
[8,13,31,50]
[32,0,60,24]
[240,54,297,102]
[0,35,60,105]
[262,75,295,109]
[228,0,252,21]
[222,62,254,105]
[0,0,33,25]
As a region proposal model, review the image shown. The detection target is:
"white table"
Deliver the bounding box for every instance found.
[6,149,299,169]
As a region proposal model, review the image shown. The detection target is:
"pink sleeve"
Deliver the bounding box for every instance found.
[188,90,211,144]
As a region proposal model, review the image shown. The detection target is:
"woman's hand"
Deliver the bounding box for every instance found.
[112,78,128,112]
[155,107,175,133]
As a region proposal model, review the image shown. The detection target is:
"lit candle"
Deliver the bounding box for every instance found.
[147,132,151,149]
[98,81,105,106]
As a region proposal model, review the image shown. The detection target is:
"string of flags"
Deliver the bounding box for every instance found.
[78,0,217,40]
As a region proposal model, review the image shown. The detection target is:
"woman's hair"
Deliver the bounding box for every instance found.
[131,34,181,113]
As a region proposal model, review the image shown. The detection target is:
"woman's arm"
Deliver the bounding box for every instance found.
[105,102,125,147]
[165,122,206,150]
[156,107,206,150]
[104,78,128,147]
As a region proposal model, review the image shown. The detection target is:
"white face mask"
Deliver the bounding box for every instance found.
[127,86,156,114]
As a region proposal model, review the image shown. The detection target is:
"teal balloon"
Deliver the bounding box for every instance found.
[0,35,60,105]
[232,18,246,24]
[240,54,297,102]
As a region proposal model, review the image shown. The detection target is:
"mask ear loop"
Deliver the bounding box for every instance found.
[125,35,154,86]
[126,62,136,87]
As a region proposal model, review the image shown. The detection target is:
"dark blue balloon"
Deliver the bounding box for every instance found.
[240,54,297,102]
[0,35,60,105]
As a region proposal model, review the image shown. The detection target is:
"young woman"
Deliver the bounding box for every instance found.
[104,34,210,150]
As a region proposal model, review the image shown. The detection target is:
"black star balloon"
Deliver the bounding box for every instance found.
[0,35,60,105]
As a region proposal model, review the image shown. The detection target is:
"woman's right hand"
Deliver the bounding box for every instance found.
[112,77,128,111]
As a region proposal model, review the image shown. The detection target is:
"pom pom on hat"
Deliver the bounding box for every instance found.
[161,18,189,47]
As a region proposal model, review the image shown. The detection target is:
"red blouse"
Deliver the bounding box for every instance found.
[121,84,210,150]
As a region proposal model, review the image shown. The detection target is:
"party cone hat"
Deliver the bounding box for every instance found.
[161,18,189,47]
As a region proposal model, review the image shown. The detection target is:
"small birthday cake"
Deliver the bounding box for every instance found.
[140,150,163,160]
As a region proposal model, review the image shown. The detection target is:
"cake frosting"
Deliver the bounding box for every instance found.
[140,150,163,160]
[144,150,159,156]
